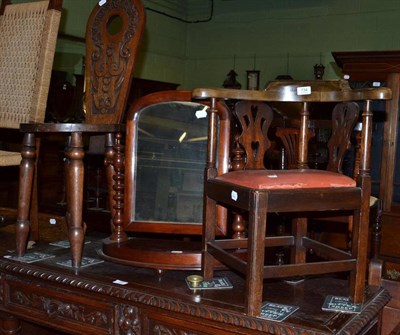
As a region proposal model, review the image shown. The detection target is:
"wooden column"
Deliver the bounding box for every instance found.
[380,73,400,211]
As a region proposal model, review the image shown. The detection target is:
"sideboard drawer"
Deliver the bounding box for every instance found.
[146,312,249,335]
[3,278,114,335]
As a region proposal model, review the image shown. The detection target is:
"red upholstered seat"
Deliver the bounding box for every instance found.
[216,169,356,190]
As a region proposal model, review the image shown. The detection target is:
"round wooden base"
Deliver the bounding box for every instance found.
[101,237,202,270]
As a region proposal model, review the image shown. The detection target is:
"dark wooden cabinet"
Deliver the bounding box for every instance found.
[332,51,400,213]
[0,238,391,335]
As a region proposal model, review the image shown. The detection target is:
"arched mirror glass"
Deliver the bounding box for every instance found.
[134,102,208,224]
[123,99,216,237]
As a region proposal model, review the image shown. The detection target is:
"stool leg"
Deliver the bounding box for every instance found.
[245,191,267,317]
[65,132,86,268]
[16,133,36,256]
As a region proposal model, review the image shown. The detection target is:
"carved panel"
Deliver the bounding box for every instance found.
[5,280,112,333]
[117,304,141,335]
[89,0,139,117]
[151,323,198,335]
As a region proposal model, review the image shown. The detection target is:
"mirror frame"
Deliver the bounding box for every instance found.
[123,90,230,236]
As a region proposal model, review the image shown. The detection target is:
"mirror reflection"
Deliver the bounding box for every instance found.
[134,102,209,224]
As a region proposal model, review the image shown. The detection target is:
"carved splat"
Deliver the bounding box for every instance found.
[234,101,273,170]
[326,102,360,173]
[275,127,315,170]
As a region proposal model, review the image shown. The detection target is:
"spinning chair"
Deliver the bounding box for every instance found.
[0,0,62,235]
[193,80,391,317]
[16,0,145,268]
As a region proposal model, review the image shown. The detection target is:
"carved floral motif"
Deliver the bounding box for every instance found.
[117,304,141,335]
[11,289,110,329]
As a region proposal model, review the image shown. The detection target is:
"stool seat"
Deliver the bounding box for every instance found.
[216,169,356,190]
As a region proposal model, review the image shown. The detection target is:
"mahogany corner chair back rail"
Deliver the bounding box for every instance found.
[192,80,392,317]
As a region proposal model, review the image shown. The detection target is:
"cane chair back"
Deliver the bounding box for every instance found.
[0,0,61,166]
[0,0,62,236]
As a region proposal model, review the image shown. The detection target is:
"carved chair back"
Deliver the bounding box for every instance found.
[84,0,145,125]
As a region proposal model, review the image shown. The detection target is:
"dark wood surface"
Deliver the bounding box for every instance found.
[0,237,391,335]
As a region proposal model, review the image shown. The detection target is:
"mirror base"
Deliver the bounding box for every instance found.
[101,237,203,270]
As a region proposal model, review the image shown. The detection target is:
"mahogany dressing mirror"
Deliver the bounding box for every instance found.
[102,91,230,270]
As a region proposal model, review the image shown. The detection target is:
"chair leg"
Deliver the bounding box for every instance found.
[29,137,41,242]
[65,133,86,268]
[245,191,268,317]
[202,194,216,281]
[349,208,367,304]
[16,133,36,256]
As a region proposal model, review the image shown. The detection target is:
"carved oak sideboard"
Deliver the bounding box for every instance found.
[0,238,391,335]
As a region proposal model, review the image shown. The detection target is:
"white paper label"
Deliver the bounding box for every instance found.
[195,106,208,119]
[343,74,350,80]
[231,190,238,201]
[297,86,311,96]
[113,279,128,285]
[99,0,106,6]
[372,81,381,87]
